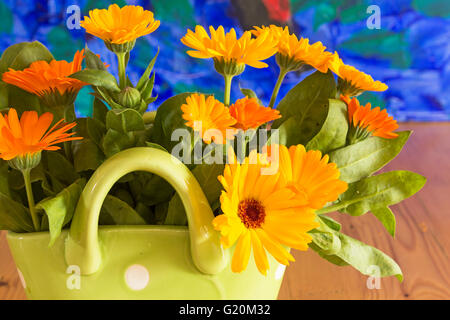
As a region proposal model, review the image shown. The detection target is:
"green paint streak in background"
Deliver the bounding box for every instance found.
[0,1,13,33]
[413,0,450,18]
[152,0,196,27]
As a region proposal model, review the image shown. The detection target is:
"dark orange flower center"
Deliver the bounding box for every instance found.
[238,199,266,229]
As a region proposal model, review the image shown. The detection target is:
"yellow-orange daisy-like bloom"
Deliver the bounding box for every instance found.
[341,95,399,142]
[181,93,237,144]
[229,97,281,130]
[2,50,87,106]
[213,149,320,275]
[253,25,333,73]
[0,108,82,162]
[330,53,388,96]
[275,144,348,210]
[81,4,160,46]
[181,26,278,70]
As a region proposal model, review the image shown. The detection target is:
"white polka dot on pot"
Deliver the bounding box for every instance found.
[17,268,26,289]
[125,264,149,291]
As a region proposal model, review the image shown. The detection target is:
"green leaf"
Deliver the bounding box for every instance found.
[129,173,174,207]
[145,142,168,153]
[6,85,41,114]
[329,131,412,183]
[240,87,262,104]
[310,216,403,281]
[165,163,224,225]
[0,41,53,74]
[43,152,79,186]
[371,207,396,238]
[99,195,147,225]
[0,82,8,109]
[92,98,109,123]
[36,179,86,246]
[72,139,105,172]
[306,99,348,153]
[106,109,145,133]
[141,72,156,102]
[70,69,121,93]
[272,71,336,137]
[137,48,159,91]
[0,193,34,232]
[0,160,11,197]
[152,93,192,151]
[87,117,106,147]
[318,214,341,231]
[84,46,107,71]
[339,171,426,216]
[102,129,135,157]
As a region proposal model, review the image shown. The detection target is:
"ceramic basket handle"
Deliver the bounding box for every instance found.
[65,147,228,275]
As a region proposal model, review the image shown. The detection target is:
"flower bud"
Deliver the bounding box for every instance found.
[8,152,42,172]
[118,87,142,109]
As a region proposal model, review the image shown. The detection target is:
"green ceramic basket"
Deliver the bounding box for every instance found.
[7,148,286,300]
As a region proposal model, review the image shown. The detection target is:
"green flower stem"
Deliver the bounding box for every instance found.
[116,52,127,89]
[22,169,40,232]
[268,68,289,109]
[224,74,234,106]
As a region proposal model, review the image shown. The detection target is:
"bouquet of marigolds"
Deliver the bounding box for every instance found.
[0,4,425,280]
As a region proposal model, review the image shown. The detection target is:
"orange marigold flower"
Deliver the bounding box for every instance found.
[273,144,348,210]
[0,108,82,162]
[2,50,87,106]
[330,53,388,96]
[213,149,319,275]
[229,97,281,130]
[81,4,160,45]
[253,25,333,73]
[181,25,278,70]
[341,95,399,142]
[181,93,237,144]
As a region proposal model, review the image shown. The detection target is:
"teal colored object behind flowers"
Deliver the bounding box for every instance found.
[0,0,448,120]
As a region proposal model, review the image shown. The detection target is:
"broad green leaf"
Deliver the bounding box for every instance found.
[310,216,403,281]
[84,46,107,71]
[6,85,41,114]
[0,160,11,197]
[137,48,159,91]
[0,82,8,109]
[272,70,336,133]
[87,117,106,147]
[72,138,105,172]
[36,179,85,245]
[371,207,396,238]
[92,98,109,123]
[0,41,53,73]
[0,42,28,74]
[338,170,426,216]
[99,195,146,225]
[152,93,192,151]
[102,129,135,157]
[306,99,348,153]
[0,193,34,233]
[106,108,145,133]
[165,163,224,225]
[329,131,411,183]
[70,69,120,93]
[43,152,79,186]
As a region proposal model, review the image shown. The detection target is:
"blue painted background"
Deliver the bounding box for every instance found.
[0,0,449,121]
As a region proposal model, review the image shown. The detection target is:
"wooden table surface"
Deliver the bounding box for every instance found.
[1,123,449,300]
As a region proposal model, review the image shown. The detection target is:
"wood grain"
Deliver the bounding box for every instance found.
[1,123,449,300]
